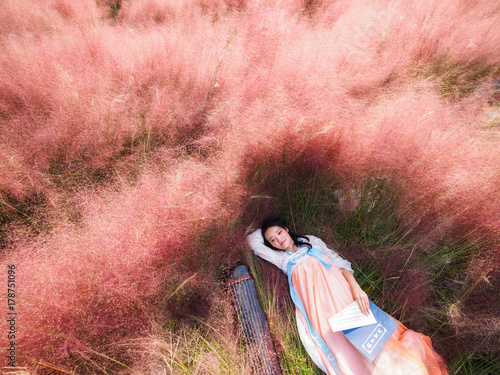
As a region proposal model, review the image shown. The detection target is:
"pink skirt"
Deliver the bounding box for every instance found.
[292,255,448,375]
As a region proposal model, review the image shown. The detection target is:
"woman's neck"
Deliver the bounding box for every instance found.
[287,243,299,253]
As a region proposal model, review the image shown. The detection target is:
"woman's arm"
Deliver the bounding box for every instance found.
[341,268,370,315]
[309,235,370,314]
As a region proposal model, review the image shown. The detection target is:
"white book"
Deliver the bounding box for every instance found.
[328,301,377,332]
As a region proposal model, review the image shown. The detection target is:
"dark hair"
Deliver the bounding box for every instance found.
[260,218,312,251]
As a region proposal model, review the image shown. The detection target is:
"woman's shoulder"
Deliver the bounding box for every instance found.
[304,235,336,251]
[300,234,324,247]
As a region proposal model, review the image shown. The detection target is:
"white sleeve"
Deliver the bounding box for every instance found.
[246,229,288,273]
[308,235,353,273]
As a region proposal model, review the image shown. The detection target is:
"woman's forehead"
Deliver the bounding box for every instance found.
[264,226,283,238]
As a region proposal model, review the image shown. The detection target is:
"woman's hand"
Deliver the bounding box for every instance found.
[352,287,370,316]
[341,268,371,315]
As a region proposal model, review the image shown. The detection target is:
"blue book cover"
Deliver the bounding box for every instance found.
[342,300,398,362]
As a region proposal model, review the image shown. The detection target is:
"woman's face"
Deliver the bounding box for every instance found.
[264,226,294,252]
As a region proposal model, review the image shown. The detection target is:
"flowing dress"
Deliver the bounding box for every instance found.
[247,230,448,375]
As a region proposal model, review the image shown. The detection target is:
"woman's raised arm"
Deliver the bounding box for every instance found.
[247,229,288,273]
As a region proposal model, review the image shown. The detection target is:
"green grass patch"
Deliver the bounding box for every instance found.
[414,58,499,100]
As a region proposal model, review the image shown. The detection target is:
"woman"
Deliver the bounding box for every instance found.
[247,218,448,375]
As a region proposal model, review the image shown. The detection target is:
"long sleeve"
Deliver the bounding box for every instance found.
[307,235,353,273]
[246,229,289,273]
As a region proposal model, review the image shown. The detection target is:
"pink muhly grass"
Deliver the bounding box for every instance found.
[0,9,235,196]
[116,0,247,29]
[0,0,100,36]
[1,158,244,370]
